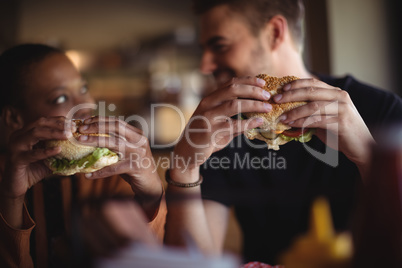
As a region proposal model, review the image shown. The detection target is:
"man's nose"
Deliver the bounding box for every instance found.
[200,50,217,75]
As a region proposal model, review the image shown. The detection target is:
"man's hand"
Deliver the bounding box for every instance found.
[273,78,375,177]
[173,76,270,173]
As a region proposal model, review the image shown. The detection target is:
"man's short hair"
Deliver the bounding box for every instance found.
[193,0,305,48]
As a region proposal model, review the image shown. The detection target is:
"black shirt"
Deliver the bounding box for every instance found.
[200,75,402,264]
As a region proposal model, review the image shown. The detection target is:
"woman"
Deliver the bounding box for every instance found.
[0,44,165,268]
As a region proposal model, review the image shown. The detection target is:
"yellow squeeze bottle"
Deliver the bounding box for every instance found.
[280,197,353,268]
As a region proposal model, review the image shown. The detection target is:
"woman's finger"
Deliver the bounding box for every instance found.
[77,135,146,157]
[21,116,73,134]
[11,126,72,152]
[17,146,62,165]
[79,117,144,144]
[84,156,146,179]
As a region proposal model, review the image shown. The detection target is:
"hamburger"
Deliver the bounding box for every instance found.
[243,74,315,150]
[45,120,119,176]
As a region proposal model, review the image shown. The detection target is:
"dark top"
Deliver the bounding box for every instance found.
[200,75,402,264]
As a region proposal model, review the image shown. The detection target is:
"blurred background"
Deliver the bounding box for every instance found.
[0,0,401,148]
[0,0,401,256]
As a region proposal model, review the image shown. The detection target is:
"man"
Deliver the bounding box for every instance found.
[164,0,402,264]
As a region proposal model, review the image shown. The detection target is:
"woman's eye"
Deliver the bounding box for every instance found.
[80,85,89,94]
[54,95,67,104]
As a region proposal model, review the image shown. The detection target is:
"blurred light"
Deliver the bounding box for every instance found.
[66,50,93,71]
[149,57,170,74]
[154,106,185,145]
[175,26,195,45]
[150,72,168,91]
[66,50,82,69]
[189,70,204,95]
[165,75,181,94]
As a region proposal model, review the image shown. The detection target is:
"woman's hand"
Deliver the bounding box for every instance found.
[274,78,375,177]
[76,116,163,220]
[1,116,73,198]
[0,116,73,228]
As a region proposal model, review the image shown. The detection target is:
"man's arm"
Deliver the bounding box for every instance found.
[164,77,269,253]
[164,168,229,254]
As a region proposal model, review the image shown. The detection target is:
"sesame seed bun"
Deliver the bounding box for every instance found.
[244,74,307,150]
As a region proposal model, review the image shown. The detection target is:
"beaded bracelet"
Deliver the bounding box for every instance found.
[165,169,203,188]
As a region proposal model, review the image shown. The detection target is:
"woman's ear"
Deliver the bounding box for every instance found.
[263,15,288,50]
[1,106,24,131]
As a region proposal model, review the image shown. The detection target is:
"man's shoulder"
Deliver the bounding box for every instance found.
[318,74,400,100]
[318,74,402,124]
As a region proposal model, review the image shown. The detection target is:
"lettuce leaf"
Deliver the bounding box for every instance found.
[50,148,116,172]
[279,128,315,143]
[240,113,315,144]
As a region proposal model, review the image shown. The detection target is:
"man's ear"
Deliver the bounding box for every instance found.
[1,106,24,131]
[263,15,288,50]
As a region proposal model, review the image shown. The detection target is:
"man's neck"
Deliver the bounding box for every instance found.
[273,43,312,79]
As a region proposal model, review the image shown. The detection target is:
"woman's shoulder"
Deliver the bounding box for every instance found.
[0,154,5,180]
